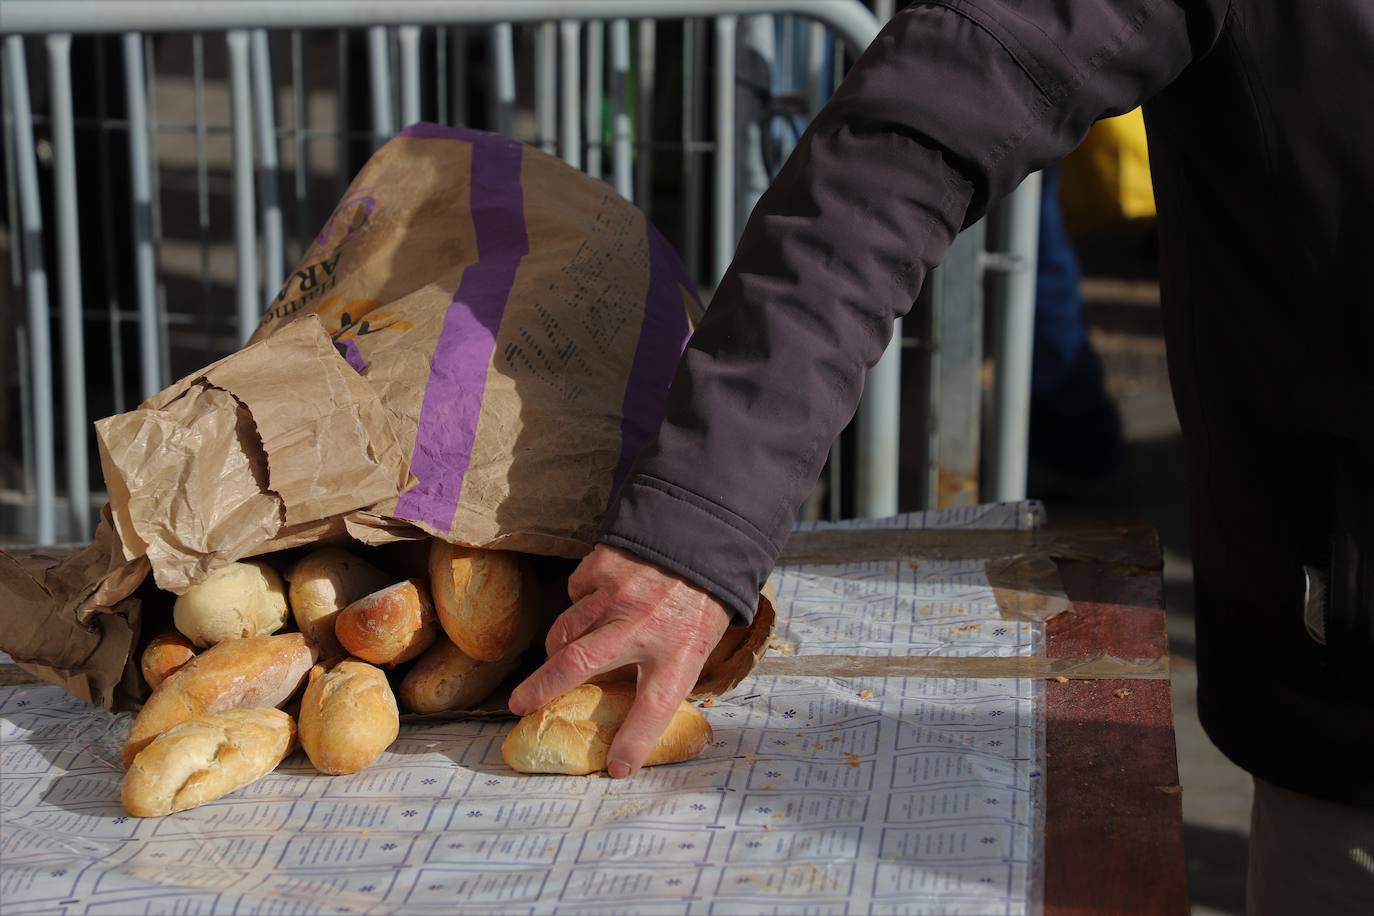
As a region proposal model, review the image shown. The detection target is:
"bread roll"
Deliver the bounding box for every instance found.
[335,579,437,667]
[298,659,399,775]
[123,633,317,767]
[429,542,532,662]
[501,683,712,775]
[140,631,196,690]
[284,548,392,658]
[173,560,289,648]
[397,638,520,715]
[121,708,295,817]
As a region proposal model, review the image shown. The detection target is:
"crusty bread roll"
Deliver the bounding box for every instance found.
[297,658,399,775]
[501,683,712,775]
[123,633,317,767]
[121,708,295,816]
[335,578,437,667]
[284,548,392,658]
[173,560,289,648]
[429,542,532,662]
[397,637,520,715]
[140,631,197,690]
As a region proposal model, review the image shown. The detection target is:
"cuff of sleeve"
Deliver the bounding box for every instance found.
[598,475,781,625]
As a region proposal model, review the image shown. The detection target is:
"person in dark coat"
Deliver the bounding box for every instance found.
[512,3,1374,911]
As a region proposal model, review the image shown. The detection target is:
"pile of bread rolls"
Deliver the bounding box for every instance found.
[119,540,720,817]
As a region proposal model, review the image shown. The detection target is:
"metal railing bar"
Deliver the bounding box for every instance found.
[609,18,632,201]
[399,24,422,126]
[46,32,91,541]
[226,29,260,344]
[558,20,581,169]
[122,32,162,399]
[584,20,603,178]
[4,35,58,543]
[535,21,556,154]
[251,29,285,302]
[290,28,309,261]
[489,22,514,138]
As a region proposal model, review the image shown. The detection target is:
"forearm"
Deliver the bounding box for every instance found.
[603,0,1214,621]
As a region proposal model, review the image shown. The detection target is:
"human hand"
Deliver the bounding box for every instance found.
[507,544,731,778]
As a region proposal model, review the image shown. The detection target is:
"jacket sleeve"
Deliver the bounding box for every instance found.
[599,0,1227,622]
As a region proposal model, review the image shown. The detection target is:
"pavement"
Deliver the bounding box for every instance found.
[1031,273,1253,916]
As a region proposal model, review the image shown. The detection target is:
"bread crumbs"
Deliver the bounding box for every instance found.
[1114,687,1132,699]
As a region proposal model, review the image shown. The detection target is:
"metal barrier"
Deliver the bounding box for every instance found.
[1,0,1039,546]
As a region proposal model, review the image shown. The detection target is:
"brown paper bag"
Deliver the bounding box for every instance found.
[0,125,771,710]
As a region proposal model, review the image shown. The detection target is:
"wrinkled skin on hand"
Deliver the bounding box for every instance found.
[508,544,730,778]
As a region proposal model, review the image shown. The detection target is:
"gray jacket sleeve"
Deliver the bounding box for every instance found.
[599,0,1226,621]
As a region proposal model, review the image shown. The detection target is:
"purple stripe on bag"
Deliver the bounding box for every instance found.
[609,223,696,501]
[394,132,528,532]
[337,338,367,374]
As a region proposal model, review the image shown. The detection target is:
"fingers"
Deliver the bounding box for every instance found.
[606,663,701,779]
[567,545,616,602]
[508,621,630,716]
[544,598,606,657]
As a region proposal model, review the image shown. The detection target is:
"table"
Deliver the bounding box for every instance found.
[0,521,1187,914]
[1049,531,1187,915]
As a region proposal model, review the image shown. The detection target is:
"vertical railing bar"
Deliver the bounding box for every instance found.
[584,21,603,178]
[712,15,738,284]
[251,29,285,303]
[122,32,162,400]
[558,20,582,169]
[1,44,21,290]
[367,25,394,146]
[192,32,214,363]
[609,19,632,201]
[227,30,260,345]
[805,21,826,115]
[334,29,349,201]
[436,27,448,126]
[398,24,422,127]
[490,22,515,137]
[17,329,36,517]
[986,172,1042,502]
[94,36,126,414]
[1,44,35,509]
[4,36,58,544]
[534,21,557,154]
[291,29,309,261]
[681,18,704,286]
[635,19,656,215]
[47,33,91,541]
[144,32,171,388]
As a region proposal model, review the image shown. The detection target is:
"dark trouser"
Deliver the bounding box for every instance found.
[1248,779,1374,916]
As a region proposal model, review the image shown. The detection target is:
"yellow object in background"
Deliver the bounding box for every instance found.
[1061,108,1156,233]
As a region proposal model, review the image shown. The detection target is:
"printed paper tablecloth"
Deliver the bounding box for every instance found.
[1,502,1047,915]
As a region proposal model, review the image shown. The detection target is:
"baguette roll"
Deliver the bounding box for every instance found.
[121,708,296,817]
[123,633,317,767]
[397,638,520,715]
[173,560,289,648]
[298,659,399,775]
[284,547,393,659]
[335,579,437,667]
[429,542,532,662]
[501,683,712,775]
[140,631,197,690]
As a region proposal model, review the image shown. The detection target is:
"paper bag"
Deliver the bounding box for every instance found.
[0,124,773,710]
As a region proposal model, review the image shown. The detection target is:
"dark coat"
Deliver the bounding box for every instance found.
[601,1,1374,805]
